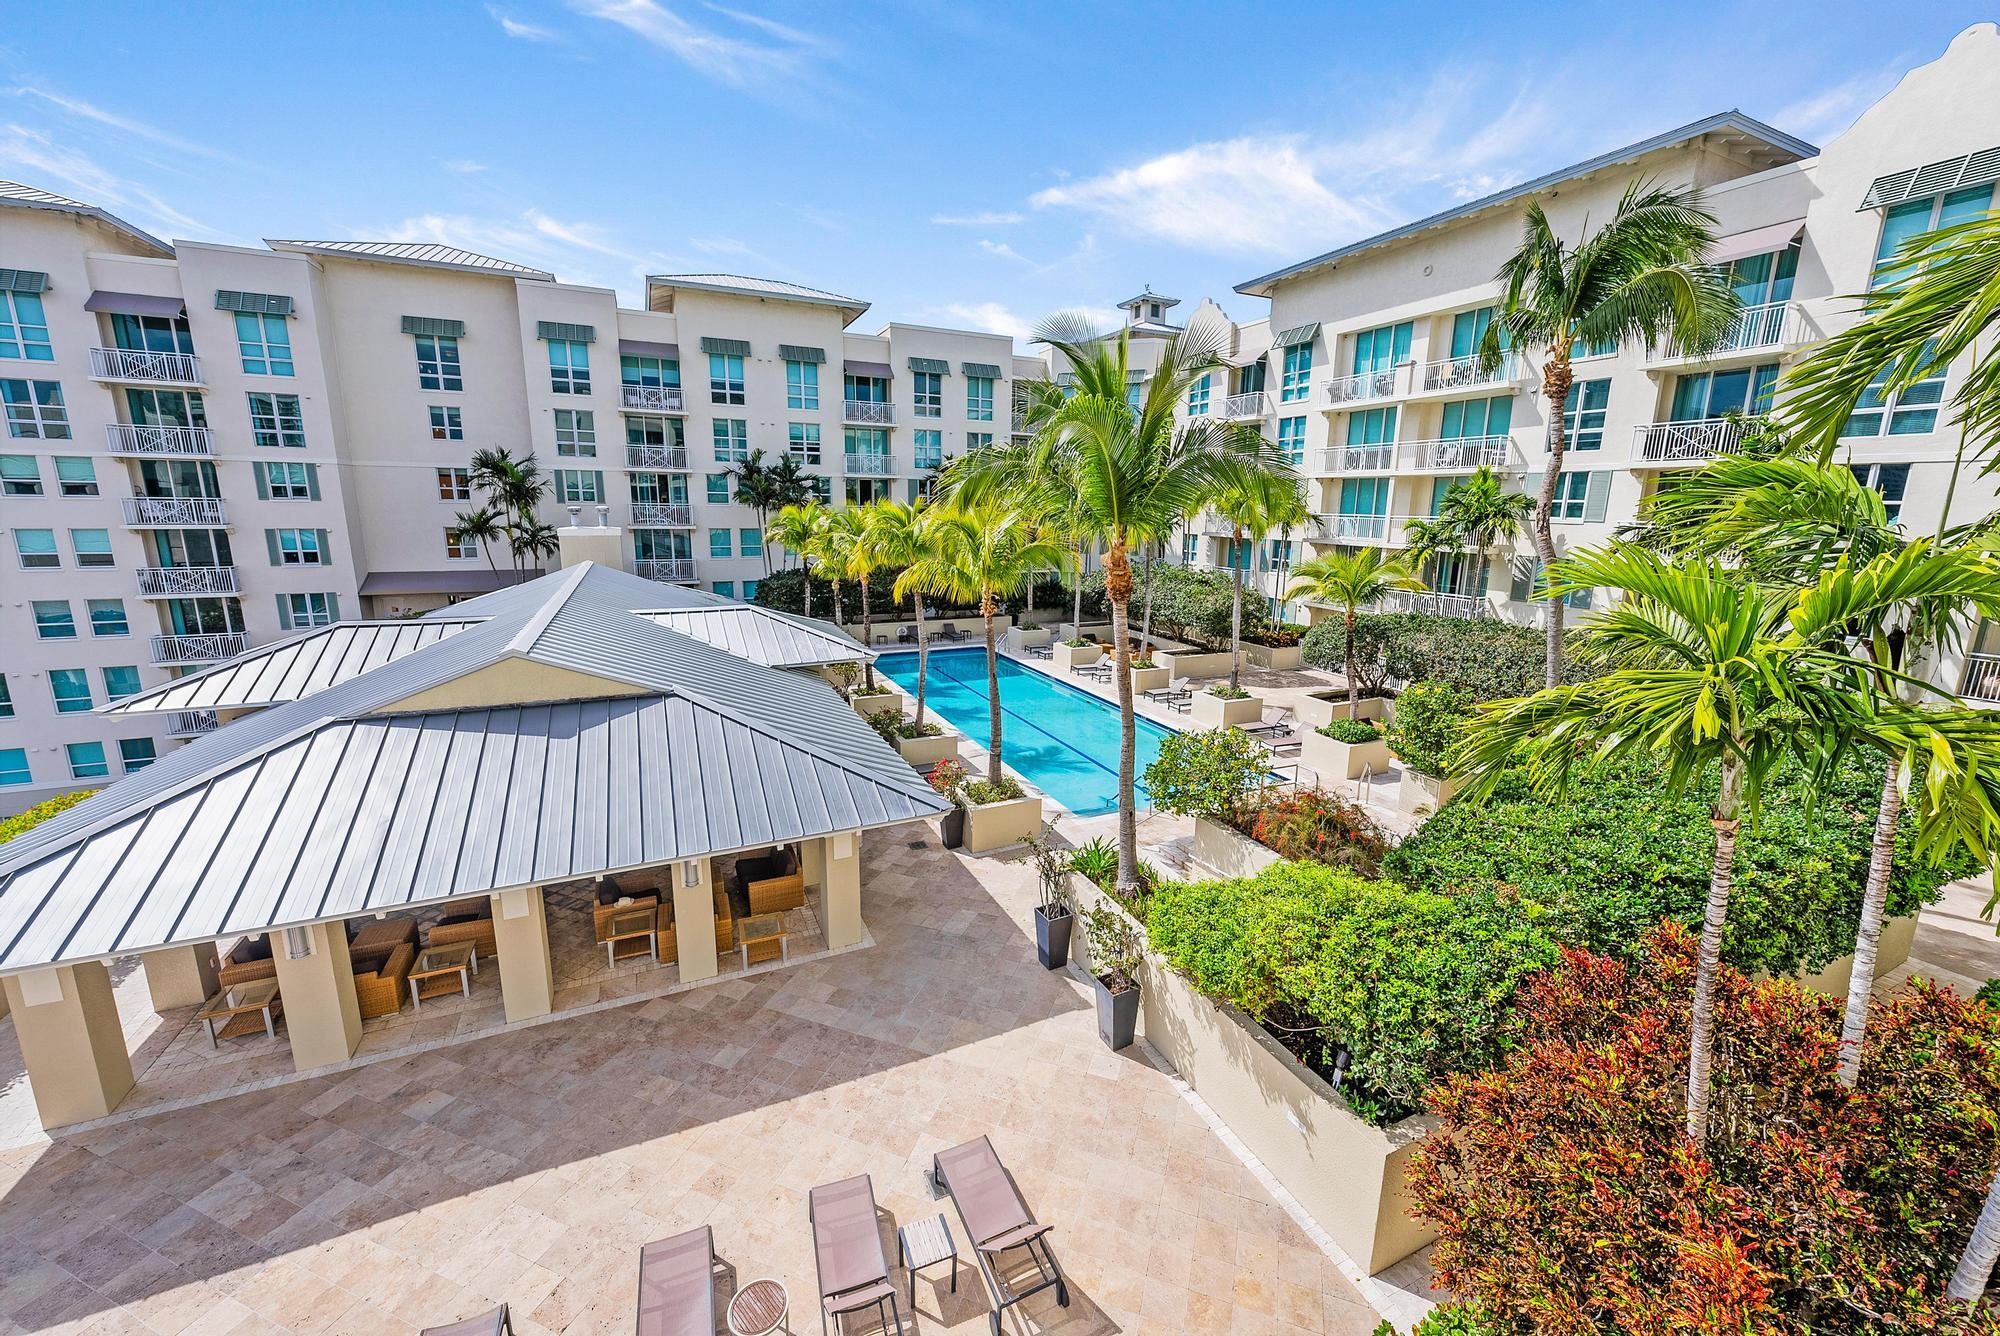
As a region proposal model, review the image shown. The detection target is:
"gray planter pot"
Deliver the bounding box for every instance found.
[1034,906,1073,970]
[1094,973,1140,1050]
[939,806,965,849]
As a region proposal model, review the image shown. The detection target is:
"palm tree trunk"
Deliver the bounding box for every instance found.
[1141,546,1156,652]
[1536,353,1574,687]
[1344,609,1359,721]
[1836,757,1902,1086]
[1072,540,1085,634]
[1950,1172,2000,1301]
[1105,534,1140,897]
[1229,528,1245,693]
[1687,755,1744,1142]
[983,590,1002,786]
[860,576,876,690]
[912,598,929,729]
[802,560,812,620]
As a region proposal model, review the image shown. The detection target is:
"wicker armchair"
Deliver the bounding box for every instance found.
[595,894,659,943]
[737,851,806,917]
[653,888,736,964]
[425,899,497,958]
[353,943,415,1019]
[217,936,277,988]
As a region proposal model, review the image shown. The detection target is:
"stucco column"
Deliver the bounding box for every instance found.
[801,838,825,894]
[268,923,362,1072]
[823,831,863,950]
[139,943,220,1011]
[670,859,718,983]
[492,887,554,1022]
[2,963,134,1129]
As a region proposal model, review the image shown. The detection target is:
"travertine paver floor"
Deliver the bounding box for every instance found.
[0,826,1383,1335]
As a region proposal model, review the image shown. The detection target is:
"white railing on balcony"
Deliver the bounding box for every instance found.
[1200,512,1239,537]
[629,502,693,527]
[636,558,697,583]
[1327,512,1392,542]
[1632,417,1753,465]
[1315,443,1395,473]
[1220,391,1270,419]
[1962,653,2000,704]
[1400,435,1515,471]
[122,495,227,527]
[1011,410,1029,438]
[1325,366,1402,406]
[89,347,204,384]
[1384,589,1488,619]
[1419,350,1521,393]
[624,444,690,470]
[104,423,214,457]
[844,452,893,476]
[620,384,685,412]
[1656,301,1794,360]
[151,632,247,664]
[137,565,239,596]
[844,400,895,425]
[167,710,220,738]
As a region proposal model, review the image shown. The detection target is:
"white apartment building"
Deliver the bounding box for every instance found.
[0,194,1013,813]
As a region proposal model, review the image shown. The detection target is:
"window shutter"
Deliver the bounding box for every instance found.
[1583,472,1611,524]
[215,290,294,315]
[907,357,949,374]
[315,529,331,563]
[264,529,281,565]
[699,337,751,357]
[0,270,51,294]
[326,593,340,622]
[535,320,595,343]
[254,466,270,500]
[305,464,320,501]
[275,596,291,631]
[1508,556,1536,603]
[400,316,465,338]
[961,362,1003,378]
[778,344,825,363]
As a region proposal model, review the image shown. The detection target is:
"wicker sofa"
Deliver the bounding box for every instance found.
[425,897,497,958]
[655,887,735,965]
[735,850,806,916]
[352,943,415,1019]
[217,935,277,988]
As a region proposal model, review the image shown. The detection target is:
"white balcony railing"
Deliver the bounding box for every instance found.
[1632,417,1755,465]
[629,502,693,527]
[1655,301,1795,360]
[122,496,227,527]
[1418,350,1522,393]
[104,423,214,457]
[844,452,893,476]
[1962,653,2000,704]
[636,558,697,583]
[1400,435,1516,471]
[1316,443,1395,474]
[151,632,247,664]
[1326,512,1392,542]
[620,384,684,412]
[1220,391,1269,420]
[137,565,239,597]
[625,444,690,470]
[843,400,895,425]
[89,347,204,385]
[1384,589,1488,619]
[1325,366,1403,406]
[167,710,220,738]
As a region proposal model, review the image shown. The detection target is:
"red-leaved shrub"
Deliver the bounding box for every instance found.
[1242,786,1387,872]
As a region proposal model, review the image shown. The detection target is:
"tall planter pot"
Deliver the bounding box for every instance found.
[1034,906,1073,970]
[938,806,966,849]
[1094,974,1140,1050]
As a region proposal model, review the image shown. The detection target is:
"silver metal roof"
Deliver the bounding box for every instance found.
[0,179,172,256]
[267,239,556,281]
[100,620,483,716]
[634,605,872,668]
[1234,111,1818,297]
[646,273,869,324]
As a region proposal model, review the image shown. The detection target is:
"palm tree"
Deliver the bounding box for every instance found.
[821,504,883,688]
[1413,465,1533,607]
[947,310,1289,894]
[1452,541,2000,1144]
[1214,473,1308,692]
[1284,549,1424,719]
[730,450,783,571]
[509,518,560,576]
[467,446,551,582]
[1482,179,1739,686]
[766,501,828,619]
[868,499,941,727]
[450,505,506,583]
[897,504,1068,785]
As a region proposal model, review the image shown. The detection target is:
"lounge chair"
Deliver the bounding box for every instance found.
[1143,684,1188,702]
[809,1174,902,1336]
[636,1226,724,1336]
[933,1136,1068,1334]
[897,626,918,645]
[422,1305,513,1336]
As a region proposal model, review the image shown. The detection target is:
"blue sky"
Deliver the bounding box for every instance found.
[1,2,1992,347]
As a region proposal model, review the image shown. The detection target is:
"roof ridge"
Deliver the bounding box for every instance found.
[507,561,595,655]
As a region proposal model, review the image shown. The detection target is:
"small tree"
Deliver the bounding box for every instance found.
[1213,472,1308,692]
[1142,727,1271,826]
[1285,550,1423,719]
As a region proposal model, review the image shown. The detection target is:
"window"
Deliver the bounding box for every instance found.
[32,600,75,638]
[1560,379,1611,451]
[50,668,92,713]
[622,355,680,388]
[1276,416,1306,464]
[54,457,97,496]
[1441,396,1513,439]
[1,454,39,494]
[709,354,745,405]
[706,472,731,504]
[1126,380,1145,410]
[2,379,68,438]
[89,599,128,636]
[269,528,326,566]
[119,738,157,774]
[547,339,590,394]
[807,475,832,503]
[415,335,462,391]
[0,748,26,786]
[1352,322,1412,373]
[0,291,51,361]
[967,376,994,420]
[234,312,293,375]
[1669,364,1779,423]
[786,360,820,410]
[709,528,733,558]
[1346,406,1396,447]
[429,405,464,440]
[111,312,191,355]
[712,419,749,461]
[1548,471,1611,523]
[437,467,472,501]
[71,529,113,568]
[555,408,596,456]
[914,370,943,418]
[743,579,758,600]
[247,392,305,448]
[788,422,822,465]
[740,527,762,557]
[1280,343,1314,402]
[914,429,943,470]
[713,581,735,598]
[0,679,9,718]
[1450,306,1504,359]
[13,528,57,568]
[1849,462,1912,523]
[102,666,141,700]
[1874,185,1995,284]
[844,373,889,404]
[1187,374,1212,416]
[1840,355,1947,437]
[1570,333,1618,360]
[125,387,206,429]
[967,431,993,451]
[258,460,313,500]
[445,529,478,560]
[67,741,109,780]
[554,469,604,504]
[1238,360,1268,395]
[1725,243,1800,308]
[283,592,338,628]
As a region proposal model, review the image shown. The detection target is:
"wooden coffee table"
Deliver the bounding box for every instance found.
[726,1278,787,1336]
[408,942,475,1009]
[196,979,282,1046]
[737,913,790,968]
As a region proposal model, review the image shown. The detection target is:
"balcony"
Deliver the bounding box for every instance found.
[122,496,227,527]
[167,710,219,738]
[1220,391,1270,420]
[844,452,893,477]
[89,347,204,386]
[1315,443,1394,474]
[1417,350,1524,394]
[151,632,247,665]
[625,444,690,470]
[137,565,239,597]
[1383,589,1488,619]
[1962,653,2000,705]
[630,502,693,527]
[105,424,214,457]
[636,558,697,583]
[1653,301,1795,362]
[843,400,895,426]
[1324,366,1402,407]
[620,384,685,412]
[1632,417,1756,466]
[1399,435,1516,472]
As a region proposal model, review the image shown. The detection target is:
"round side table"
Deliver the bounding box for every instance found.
[727,1277,789,1336]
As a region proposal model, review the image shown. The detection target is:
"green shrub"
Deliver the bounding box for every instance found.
[1299,617,1394,696]
[1385,680,1472,779]
[1317,718,1381,744]
[1302,611,1596,700]
[1373,1307,1501,1336]
[1977,978,2000,1009]
[1083,564,1258,649]
[962,776,1025,805]
[1143,727,1270,823]
[1206,684,1250,700]
[865,712,941,742]
[1061,636,1094,648]
[1068,837,1119,888]
[1146,863,1560,1123]
[0,789,94,844]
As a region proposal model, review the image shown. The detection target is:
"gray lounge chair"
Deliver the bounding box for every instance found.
[933,1135,1068,1335]
[810,1174,903,1335]
[422,1307,512,1336]
[636,1226,723,1336]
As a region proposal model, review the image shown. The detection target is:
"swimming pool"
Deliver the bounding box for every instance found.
[874,648,1176,817]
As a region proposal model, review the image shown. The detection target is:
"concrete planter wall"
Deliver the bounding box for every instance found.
[1242,642,1303,670]
[1191,690,1263,728]
[1070,880,1435,1274]
[1059,622,1113,642]
[1053,642,1102,671]
[850,689,903,719]
[1794,914,1918,995]
[896,733,960,768]
[845,614,1010,645]
[1129,665,1171,695]
[1302,729,1392,782]
[964,794,1044,853]
[1397,768,1458,815]
[1192,815,1283,879]
[1156,649,1236,681]
[1297,691,1389,729]
[1008,626,1051,651]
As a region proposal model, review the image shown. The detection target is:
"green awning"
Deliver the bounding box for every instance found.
[536,320,596,343]
[1860,145,2000,209]
[401,316,465,338]
[701,336,751,357]
[216,290,295,316]
[1274,323,1320,347]
[908,357,950,374]
[0,270,50,295]
[778,344,825,363]
[962,362,1002,378]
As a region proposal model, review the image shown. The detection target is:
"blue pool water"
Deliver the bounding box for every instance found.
[875,648,1176,817]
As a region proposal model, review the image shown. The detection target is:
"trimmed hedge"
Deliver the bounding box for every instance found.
[0,789,94,843]
[1083,563,1262,648]
[1301,611,1597,700]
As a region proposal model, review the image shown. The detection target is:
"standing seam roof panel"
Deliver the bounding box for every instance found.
[407,716,488,904]
[605,700,644,871]
[121,766,251,950]
[321,717,429,918]
[284,722,396,922]
[233,727,363,933]
[12,816,149,967]
[637,697,677,867]
[531,701,583,885]
[70,782,214,959]
[180,746,308,938]
[456,709,523,897]
[492,710,551,890]
[568,698,612,878]
[0,844,87,966]
[367,714,461,907]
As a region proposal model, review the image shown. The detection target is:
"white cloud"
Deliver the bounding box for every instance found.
[0,124,214,237]
[939,302,1034,342]
[443,159,489,175]
[381,209,674,300]
[690,235,753,256]
[488,6,559,40]
[977,239,1029,263]
[568,0,830,89]
[7,86,235,162]
[931,210,1025,227]
[1774,61,1905,143]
